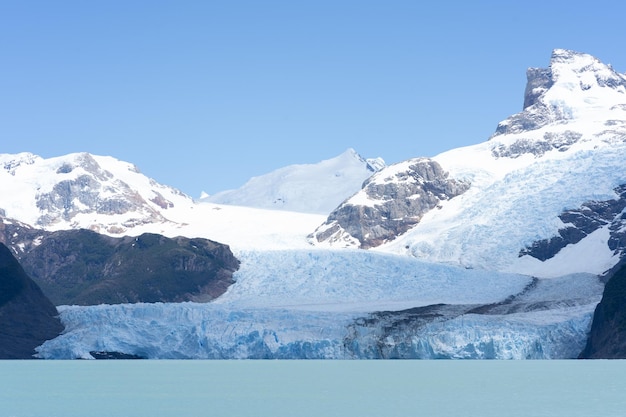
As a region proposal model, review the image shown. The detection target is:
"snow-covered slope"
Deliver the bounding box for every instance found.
[313,49,626,279]
[0,151,325,252]
[201,148,384,214]
[0,152,193,235]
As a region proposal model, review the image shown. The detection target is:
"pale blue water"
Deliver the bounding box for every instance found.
[1,360,625,417]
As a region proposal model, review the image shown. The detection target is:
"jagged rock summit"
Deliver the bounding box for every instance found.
[202,148,385,214]
[491,49,626,157]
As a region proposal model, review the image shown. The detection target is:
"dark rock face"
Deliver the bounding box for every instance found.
[580,262,626,358]
[19,229,240,306]
[523,67,553,109]
[0,217,49,258]
[0,243,63,359]
[520,184,626,261]
[312,158,470,248]
[0,217,240,306]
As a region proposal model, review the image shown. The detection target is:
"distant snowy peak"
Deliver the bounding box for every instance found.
[1,152,40,175]
[0,152,192,235]
[202,148,385,215]
[364,156,386,172]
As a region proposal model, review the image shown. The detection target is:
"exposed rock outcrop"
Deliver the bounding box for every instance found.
[0,243,63,359]
[520,184,626,262]
[491,130,583,158]
[311,158,470,248]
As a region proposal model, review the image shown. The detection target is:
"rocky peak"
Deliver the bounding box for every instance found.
[548,49,626,92]
[310,158,470,249]
[0,152,193,235]
[494,49,626,138]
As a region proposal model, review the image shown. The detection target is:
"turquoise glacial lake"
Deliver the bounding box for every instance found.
[1,360,625,417]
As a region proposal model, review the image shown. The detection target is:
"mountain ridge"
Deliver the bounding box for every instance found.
[200,148,385,214]
[311,49,626,280]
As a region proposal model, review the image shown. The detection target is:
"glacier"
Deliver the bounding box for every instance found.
[36,251,602,359]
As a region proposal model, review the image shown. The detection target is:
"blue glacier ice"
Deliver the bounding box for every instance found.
[36,251,603,359]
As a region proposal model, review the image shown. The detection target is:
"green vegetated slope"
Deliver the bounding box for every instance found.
[20,229,239,306]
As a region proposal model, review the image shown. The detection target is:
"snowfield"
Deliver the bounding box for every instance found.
[200,148,384,214]
[380,142,626,277]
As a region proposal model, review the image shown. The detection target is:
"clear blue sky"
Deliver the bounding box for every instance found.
[2,1,626,196]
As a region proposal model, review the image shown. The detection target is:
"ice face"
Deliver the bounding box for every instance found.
[35,252,602,359]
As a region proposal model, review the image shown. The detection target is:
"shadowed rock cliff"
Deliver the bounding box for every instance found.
[0,243,63,358]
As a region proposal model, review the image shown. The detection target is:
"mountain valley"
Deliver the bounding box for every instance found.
[2,49,626,359]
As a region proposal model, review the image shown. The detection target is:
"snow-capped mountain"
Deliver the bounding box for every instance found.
[0,152,193,235]
[312,49,626,280]
[200,148,385,214]
[0,151,326,254]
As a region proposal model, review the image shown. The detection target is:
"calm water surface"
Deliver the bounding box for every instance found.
[1,360,625,417]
